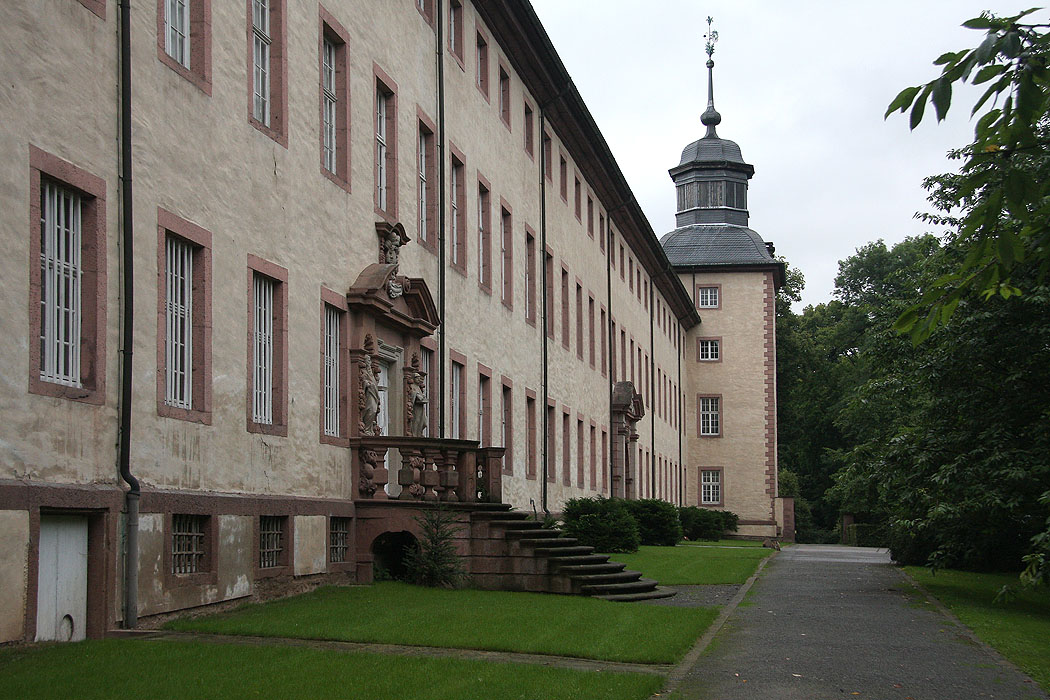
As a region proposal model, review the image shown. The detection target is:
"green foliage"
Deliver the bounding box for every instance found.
[679,506,738,541]
[842,523,887,548]
[886,9,1050,342]
[621,498,683,546]
[403,506,466,588]
[562,496,640,553]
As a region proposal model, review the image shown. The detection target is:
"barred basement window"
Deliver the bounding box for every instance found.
[701,470,721,505]
[172,514,206,574]
[165,0,190,68]
[321,37,337,173]
[699,397,720,436]
[323,305,340,437]
[259,515,285,568]
[165,236,193,409]
[252,0,271,125]
[253,274,275,424]
[330,517,350,563]
[40,181,83,387]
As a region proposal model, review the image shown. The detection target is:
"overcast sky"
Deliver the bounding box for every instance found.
[529,1,1026,309]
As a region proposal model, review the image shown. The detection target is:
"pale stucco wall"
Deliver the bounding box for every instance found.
[293,515,327,576]
[0,511,29,642]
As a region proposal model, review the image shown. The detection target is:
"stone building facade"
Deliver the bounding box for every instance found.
[0,0,787,643]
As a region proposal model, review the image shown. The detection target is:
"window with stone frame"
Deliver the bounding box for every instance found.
[258,515,287,568]
[696,286,720,309]
[701,469,722,505]
[699,396,721,437]
[698,338,720,361]
[172,514,208,574]
[329,516,350,563]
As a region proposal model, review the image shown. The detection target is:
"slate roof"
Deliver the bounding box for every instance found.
[660,223,774,267]
[678,135,746,167]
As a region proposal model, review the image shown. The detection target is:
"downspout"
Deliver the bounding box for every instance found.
[538,108,549,515]
[436,0,447,437]
[604,216,612,495]
[648,281,655,499]
[117,0,140,629]
[677,309,683,506]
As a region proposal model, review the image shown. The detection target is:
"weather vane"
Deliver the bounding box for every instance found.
[704,16,718,59]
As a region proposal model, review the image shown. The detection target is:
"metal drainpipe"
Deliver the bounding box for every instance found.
[604,217,613,495]
[117,0,140,629]
[649,280,655,499]
[436,0,447,437]
[677,301,683,506]
[538,108,549,516]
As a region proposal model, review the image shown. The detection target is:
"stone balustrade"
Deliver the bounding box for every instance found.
[351,436,504,504]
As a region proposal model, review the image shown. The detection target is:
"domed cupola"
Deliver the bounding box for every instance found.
[668,18,754,228]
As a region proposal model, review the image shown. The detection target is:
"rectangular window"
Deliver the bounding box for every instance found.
[157,0,215,93]
[576,417,584,488]
[500,205,512,307]
[628,258,633,291]
[420,345,434,437]
[321,38,336,172]
[450,150,466,270]
[374,73,398,217]
[498,66,510,127]
[560,268,570,348]
[248,256,287,435]
[601,428,608,493]
[448,1,463,62]
[525,230,536,324]
[575,283,583,360]
[259,515,286,568]
[701,470,722,505]
[451,360,463,439]
[526,393,537,479]
[475,31,489,98]
[559,156,567,201]
[586,196,593,237]
[698,338,721,361]
[172,514,206,574]
[249,0,285,142]
[599,213,605,253]
[164,236,193,409]
[574,177,581,221]
[478,372,491,445]
[418,120,437,247]
[523,101,534,156]
[329,516,350,563]
[697,286,720,308]
[165,0,189,67]
[562,410,571,486]
[317,14,350,187]
[501,383,512,474]
[39,182,83,389]
[542,132,552,181]
[589,425,596,490]
[599,308,606,375]
[322,305,341,437]
[699,396,721,436]
[477,180,491,290]
[619,244,625,280]
[588,297,595,368]
[544,252,554,338]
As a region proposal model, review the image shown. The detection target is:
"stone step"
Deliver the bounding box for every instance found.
[596,587,678,602]
[569,569,642,585]
[533,545,593,557]
[487,519,546,530]
[556,562,627,576]
[473,510,529,520]
[546,554,611,567]
[580,577,661,596]
[504,528,562,539]
[517,537,578,548]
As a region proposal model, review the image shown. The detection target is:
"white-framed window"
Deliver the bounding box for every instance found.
[697,286,719,308]
[419,346,433,437]
[451,361,463,439]
[699,396,720,436]
[450,159,461,263]
[323,305,340,437]
[701,470,721,505]
[165,0,190,68]
[165,236,194,409]
[477,185,486,281]
[375,87,388,211]
[252,0,271,125]
[500,208,511,304]
[39,181,83,388]
[321,37,337,174]
[172,514,206,574]
[418,129,428,241]
[698,339,720,361]
[253,274,275,425]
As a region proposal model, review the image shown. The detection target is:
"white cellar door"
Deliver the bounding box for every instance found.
[36,515,88,642]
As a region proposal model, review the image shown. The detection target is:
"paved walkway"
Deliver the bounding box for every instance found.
[669,544,1048,700]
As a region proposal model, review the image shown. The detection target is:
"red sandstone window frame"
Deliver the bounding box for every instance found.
[498,62,511,129]
[695,283,722,310]
[246,254,288,437]
[415,0,434,27]
[157,0,213,94]
[546,399,556,483]
[501,376,513,475]
[319,287,350,445]
[599,305,607,376]
[542,132,552,182]
[588,294,595,368]
[697,394,722,438]
[319,7,351,192]
[477,364,492,446]
[576,414,585,488]
[76,0,106,18]
[524,226,536,325]
[500,199,513,309]
[586,195,593,238]
[476,173,492,293]
[575,280,583,360]
[449,350,467,440]
[164,512,218,588]
[448,0,464,68]
[255,514,293,579]
[247,0,288,146]
[327,515,354,572]
[420,337,438,437]
[574,175,582,221]
[156,207,213,424]
[523,100,535,158]
[697,337,722,363]
[700,467,724,506]
[601,427,608,494]
[561,407,571,487]
[475,28,489,101]
[373,64,399,223]
[560,265,570,349]
[559,154,568,202]
[599,213,606,253]
[28,145,107,405]
[525,388,537,480]
[449,143,467,274]
[544,247,554,338]
[588,422,597,490]
[417,108,438,253]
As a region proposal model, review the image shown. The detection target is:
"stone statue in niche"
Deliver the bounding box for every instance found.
[377,222,410,299]
[404,354,429,437]
[359,335,384,435]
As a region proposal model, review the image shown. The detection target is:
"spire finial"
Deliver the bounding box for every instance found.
[701,16,721,138]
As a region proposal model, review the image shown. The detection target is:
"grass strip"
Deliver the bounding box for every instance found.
[677,539,767,548]
[604,545,771,585]
[905,567,1050,691]
[167,582,715,664]
[0,639,662,700]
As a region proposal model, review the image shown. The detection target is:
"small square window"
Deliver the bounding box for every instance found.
[259,515,287,568]
[698,339,720,361]
[330,516,350,563]
[697,286,719,309]
[172,514,207,574]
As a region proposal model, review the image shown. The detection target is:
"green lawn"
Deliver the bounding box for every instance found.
[0,639,662,700]
[167,582,715,664]
[905,567,1050,691]
[604,545,772,585]
[678,539,768,548]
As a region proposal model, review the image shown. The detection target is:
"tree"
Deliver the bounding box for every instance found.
[886,9,1050,342]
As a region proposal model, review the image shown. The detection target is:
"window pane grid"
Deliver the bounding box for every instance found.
[252,0,271,125]
[253,275,274,424]
[40,182,82,387]
[376,89,388,210]
[477,189,485,281]
[165,236,194,409]
[418,131,428,240]
[700,397,720,436]
[450,163,460,262]
[166,0,189,68]
[323,305,340,437]
[172,514,205,574]
[419,347,432,437]
[322,39,337,173]
[330,517,349,563]
[699,339,719,361]
[259,516,283,568]
[697,287,719,308]
[702,470,721,504]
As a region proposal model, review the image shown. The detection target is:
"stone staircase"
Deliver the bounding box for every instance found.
[468,509,675,602]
